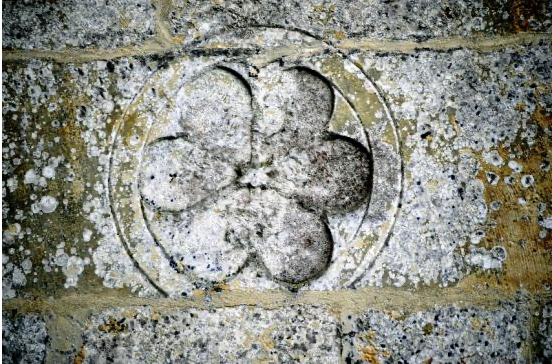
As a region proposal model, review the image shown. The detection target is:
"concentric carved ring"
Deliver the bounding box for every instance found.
[109,28,402,295]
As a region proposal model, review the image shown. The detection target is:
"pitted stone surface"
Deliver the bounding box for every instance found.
[2,0,551,361]
[2,314,48,364]
[166,0,552,42]
[3,298,546,363]
[2,0,156,51]
[80,306,340,363]
[0,39,548,298]
[342,296,532,363]
[1,39,549,297]
[536,299,552,362]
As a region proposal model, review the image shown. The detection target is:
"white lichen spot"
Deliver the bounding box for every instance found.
[24,169,39,184]
[83,229,92,242]
[540,216,552,230]
[482,150,504,167]
[520,175,534,188]
[465,246,505,270]
[6,177,18,192]
[39,195,58,213]
[21,258,33,274]
[42,165,55,179]
[11,266,27,287]
[508,160,522,173]
[62,256,86,288]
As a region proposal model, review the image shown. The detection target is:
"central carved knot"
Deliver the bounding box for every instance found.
[138,64,371,287]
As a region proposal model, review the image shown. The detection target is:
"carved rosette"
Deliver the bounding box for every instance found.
[109,28,402,295]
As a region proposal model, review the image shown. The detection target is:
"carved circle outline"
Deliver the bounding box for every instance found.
[108,27,403,295]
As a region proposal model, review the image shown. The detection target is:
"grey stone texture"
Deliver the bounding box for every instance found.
[80,306,340,363]
[2,0,157,51]
[3,41,549,296]
[342,296,531,363]
[2,0,552,362]
[2,314,48,364]
[4,297,550,363]
[166,0,552,42]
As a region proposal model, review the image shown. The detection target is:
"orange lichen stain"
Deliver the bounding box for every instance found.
[98,317,127,334]
[193,289,206,298]
[511,0,542,32]
[533,107,552,128]
[357,330,390,363]
[73,346,86,364]
[172,35,185,43]
[447,107,459,133]
[422,323,433,335]
[259,327,276,351]
[122,309,138,320]
[333,30,346,41]
[119,18,131,27]
[459,107,552,292]
[359,346,380,364]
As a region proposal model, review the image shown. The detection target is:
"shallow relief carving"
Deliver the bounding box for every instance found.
[109,29,402,295]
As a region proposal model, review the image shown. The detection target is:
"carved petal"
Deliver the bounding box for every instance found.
[250,190,332,285]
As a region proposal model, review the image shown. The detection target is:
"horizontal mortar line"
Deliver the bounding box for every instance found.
[1,39,174,63]
[2,32,551,63]
[337,32,552,52]
[3,288,550,315]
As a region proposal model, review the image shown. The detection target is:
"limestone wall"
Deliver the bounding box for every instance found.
[2,1,551,363]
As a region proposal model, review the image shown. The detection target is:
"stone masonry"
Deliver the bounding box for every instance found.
[2,1,552,363]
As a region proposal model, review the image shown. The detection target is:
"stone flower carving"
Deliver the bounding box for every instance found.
[138,65,371,287]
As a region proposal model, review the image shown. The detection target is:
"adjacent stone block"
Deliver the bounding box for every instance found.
[79,306,340,363]
[2,0,156,50]
[2,313,48,364]
[341,299,531,363]
[536,299,552,362]
[166,0,552,43]
[4,298,548,362]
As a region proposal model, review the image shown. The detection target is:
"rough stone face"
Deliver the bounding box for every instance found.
[2,0,156,51]
[80,306,340,363]
[342,297,531,363]
[166,0,552,42]
[2,314,48,364]
[3,298,545,363]
[536,299,552,362]
[355,42,552,289]
[3,40,549,297]
[2,0,551,362]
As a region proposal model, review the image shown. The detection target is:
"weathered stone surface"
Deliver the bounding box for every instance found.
[101,33,401,294]
[3,38,549,298]
[165,0,552,43]
[2,0,156,50]
[2,313,48,364]
[355,41,552,289]
[2,57,164,297]
[2,1,551,361]
[535,299,552,362]
[5,296,550,362]
[342,296,532,363]
[78,305,340,363]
